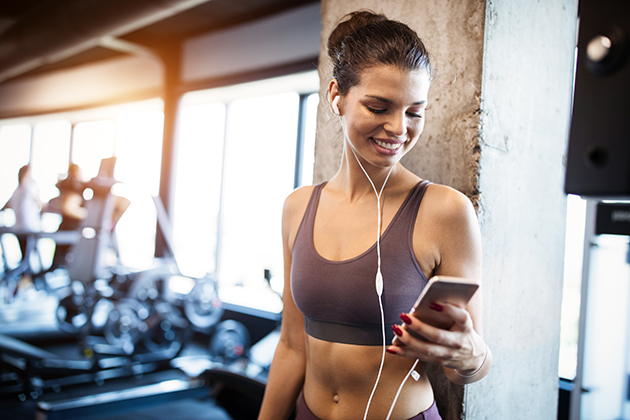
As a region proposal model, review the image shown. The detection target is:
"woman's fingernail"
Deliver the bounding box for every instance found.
[386,348,398,355]
[392,325,403,336]
[429,302,443,312]
[400,313,413,324]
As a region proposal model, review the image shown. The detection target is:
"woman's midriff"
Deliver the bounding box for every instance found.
[303,334,435,420]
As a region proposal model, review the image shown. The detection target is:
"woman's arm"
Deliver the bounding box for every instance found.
[258,189,310,419]
[389,185,491,385]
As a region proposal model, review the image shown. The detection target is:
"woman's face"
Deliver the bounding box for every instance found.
[331,65,430,168]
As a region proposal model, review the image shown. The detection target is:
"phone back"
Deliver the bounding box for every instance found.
[411,277,479,330]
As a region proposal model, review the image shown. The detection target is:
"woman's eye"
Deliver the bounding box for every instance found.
[407,111,423,118]
[367,106,387,115]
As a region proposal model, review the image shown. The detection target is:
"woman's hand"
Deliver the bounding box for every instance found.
[387,302,490,383]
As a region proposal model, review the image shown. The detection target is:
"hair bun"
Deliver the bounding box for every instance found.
[327,10,432,95]
[327,11,386,60]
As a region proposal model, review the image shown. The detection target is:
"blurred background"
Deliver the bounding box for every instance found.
[0,2,320,419]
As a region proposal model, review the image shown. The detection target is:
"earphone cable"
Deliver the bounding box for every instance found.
[347,145,394,420]
[341,118,399,420]
[385,359,420,420]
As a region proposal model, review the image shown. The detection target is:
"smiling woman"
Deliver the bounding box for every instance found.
[258,11,490,420]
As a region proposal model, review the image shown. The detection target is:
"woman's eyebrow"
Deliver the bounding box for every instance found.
[365,94,427,106]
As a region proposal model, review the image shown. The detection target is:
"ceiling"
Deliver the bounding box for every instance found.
[0,0,318,84]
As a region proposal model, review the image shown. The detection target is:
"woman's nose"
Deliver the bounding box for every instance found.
[384,112,406,137]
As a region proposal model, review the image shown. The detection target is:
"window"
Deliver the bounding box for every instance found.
[0,124,32,268]
[172,71,319,312]
[300,93,319,186]
[31,121,72,203]
[218,92,299,311]
[172,102,226,277]
[72,120,115,179]
[112,110,164,269]
[0,100,164,270]
[0,124,31,211]
[559,194,588,380]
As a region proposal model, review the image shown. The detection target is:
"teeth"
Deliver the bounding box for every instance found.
[373,139,402,150]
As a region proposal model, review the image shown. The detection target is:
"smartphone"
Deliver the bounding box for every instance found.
[393,276,479,344]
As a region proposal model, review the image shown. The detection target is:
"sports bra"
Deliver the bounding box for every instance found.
[290,180,431,345]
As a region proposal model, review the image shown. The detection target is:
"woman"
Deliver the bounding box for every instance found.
[259,11,491,420]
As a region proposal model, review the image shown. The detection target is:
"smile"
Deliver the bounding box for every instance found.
[372,138,403,150]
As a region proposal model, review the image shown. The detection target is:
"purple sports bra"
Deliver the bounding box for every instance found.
[290,180,431,345]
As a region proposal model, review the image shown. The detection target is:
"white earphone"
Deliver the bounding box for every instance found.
[332,96,340,115]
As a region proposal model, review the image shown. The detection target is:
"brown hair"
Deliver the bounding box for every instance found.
[327,10,433,95]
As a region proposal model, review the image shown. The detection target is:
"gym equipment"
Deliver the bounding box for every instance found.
[55,282,92,333]
[103,298,150,355]
[0,232,38,303]
[1,158,215,400]
[0,332,92,400]
[50,158,190,358]
[209,320,251,362]
[184,276,223,330]
[0,226,80,304]
[102,296,190,358]
[66,157,118,284]
[35,375,207,420]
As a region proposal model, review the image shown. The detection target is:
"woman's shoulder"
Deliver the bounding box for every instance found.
[282,184,323,246]
[284,183,319,208]
[283,183,322,223]
[422,183,477,224]
[418,183,482,279]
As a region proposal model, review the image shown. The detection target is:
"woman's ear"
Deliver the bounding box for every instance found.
[329,79,341,116]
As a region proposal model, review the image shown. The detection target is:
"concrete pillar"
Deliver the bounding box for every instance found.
[315,0,578,418]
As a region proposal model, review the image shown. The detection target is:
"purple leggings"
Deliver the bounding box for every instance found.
[295,394,442,420]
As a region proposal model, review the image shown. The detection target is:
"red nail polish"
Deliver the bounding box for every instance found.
[429,302,443,312]
[392,325,403,336]
[386,348,398,355]
[400,313,413,324]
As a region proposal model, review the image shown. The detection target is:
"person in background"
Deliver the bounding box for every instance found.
[47,163,87,269]
[2,164,42,259]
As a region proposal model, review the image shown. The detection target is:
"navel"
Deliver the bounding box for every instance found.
[333,394,339,404]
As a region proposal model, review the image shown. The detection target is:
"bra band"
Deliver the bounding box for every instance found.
[304,317,395,345]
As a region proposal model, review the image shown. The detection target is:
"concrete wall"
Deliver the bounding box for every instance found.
[470,0,578,418]
[316,0,578,418]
